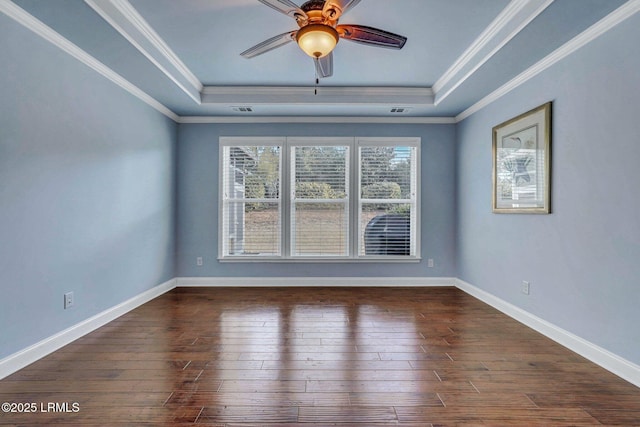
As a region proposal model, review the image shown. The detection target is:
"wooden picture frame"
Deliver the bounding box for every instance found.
[492,102,551,213]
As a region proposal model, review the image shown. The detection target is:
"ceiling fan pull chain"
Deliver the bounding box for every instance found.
[314,57,319,95]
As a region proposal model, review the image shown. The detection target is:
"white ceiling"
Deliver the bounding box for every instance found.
[8,0,629,118]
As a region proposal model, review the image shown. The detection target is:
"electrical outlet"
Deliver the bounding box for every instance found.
[64,292,74,309]
[196,257,203,266]
[428,258,434,268]
[521,281,530,295]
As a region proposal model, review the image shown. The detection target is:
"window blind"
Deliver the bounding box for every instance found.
[358,144,417,256]
[221,144,281,257]
[220,137,419,261]
[291,145,349,256]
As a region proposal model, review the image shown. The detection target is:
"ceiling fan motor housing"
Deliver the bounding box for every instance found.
[302,0,328,13]
[300,0,338,26]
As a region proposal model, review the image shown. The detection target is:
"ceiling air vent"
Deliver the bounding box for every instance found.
[232,106,253,112]
[390,107,411,113]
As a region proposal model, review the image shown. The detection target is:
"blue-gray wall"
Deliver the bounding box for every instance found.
[176,123,457,278]
[456,13,640,364]
[3,1,639,373]
[0,14,177,359]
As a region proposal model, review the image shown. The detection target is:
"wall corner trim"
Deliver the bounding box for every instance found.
[0,278,177,380]
[455,278,640,388]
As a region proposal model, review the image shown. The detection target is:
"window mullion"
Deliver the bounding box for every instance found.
[350,139,359,259]
[338,143,351,257]
[282,140,291,258]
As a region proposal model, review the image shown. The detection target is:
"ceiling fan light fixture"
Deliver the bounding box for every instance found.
[296,24,339,58]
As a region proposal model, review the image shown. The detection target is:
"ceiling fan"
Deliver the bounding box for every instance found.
[241,0,407,78]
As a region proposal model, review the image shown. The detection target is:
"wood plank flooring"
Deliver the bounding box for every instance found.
[1,286,639,426]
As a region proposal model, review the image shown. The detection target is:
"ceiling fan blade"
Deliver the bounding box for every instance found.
[322,0,362,20]
[314,52,333,78]
[241,31,297,58]
[337,25,407,49]
[257,0,307,21]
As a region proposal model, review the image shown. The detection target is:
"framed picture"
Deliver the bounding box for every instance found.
[492,102,551,213]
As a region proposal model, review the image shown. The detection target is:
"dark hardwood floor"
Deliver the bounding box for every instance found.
[1,286,639,426]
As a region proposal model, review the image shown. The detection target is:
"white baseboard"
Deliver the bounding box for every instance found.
[0,276,450,379]
[0,278,176,380]
[175,276,456,288]
[455,278,640,388]
[3,276,638,389]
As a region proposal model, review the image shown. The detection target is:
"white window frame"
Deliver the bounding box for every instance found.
[289,138,352,259]
[356,137,421,259]
[219,136,421,262]
[219,137,284,258]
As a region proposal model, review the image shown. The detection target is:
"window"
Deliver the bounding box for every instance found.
[220,139,282,257]
[358,141,418,257]
[291,140,350,257]
[220,137,420,261]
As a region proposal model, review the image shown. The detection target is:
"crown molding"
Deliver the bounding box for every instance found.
[0,0,179,122]
[201,86,435,106]
[456,0,640,122]
[434,0,531,92]
[178,116,456,124]
[434,0,554,105]
[5,0,638,125]
[201,86,434,97]
[84,0,202,104]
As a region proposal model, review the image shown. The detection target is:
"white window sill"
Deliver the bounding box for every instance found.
[218,256,422,263]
